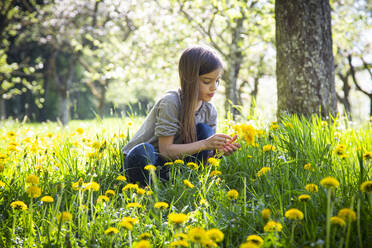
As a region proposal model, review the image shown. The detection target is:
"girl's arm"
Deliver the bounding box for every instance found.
[158,133,232,160]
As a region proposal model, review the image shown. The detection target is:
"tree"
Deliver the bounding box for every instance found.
[275,0,337,118]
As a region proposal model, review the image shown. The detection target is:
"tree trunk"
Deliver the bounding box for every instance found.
[0,98,5,120]
[276,0,337,118]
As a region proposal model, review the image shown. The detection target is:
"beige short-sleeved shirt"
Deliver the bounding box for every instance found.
[122,89,217,154]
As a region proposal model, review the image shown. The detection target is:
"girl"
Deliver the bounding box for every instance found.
[122,46,241,184]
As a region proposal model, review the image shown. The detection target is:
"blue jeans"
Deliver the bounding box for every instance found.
[124,123,215,185]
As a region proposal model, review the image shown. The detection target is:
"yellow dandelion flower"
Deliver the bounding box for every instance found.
[207,157,220,167]
[186,162,199,170]
[122,216,139,224]
[184,179,194,189]
[285,208,304,220]
[0,180,5,187]
[270,124,279,131]
[330,216,346,227]
[363,152,372,160]
[122,183,139,191]
[119,221,133,230]
[154,202,169,209]
[261,208,271,220]
[210,170,222,177]
[57,211,72,223]
[116,175,127,181]
[105,189,115,197]
[305,183,318,193]
[104,227,119,235]
[257,167,271,177]
[7,131,17,139]
[298,194,311,202]
[337,208,357,222]
[27,185,42,198]
[84,182,100,191]
[360,181,372,192]
[304,163,314,171]
[240,242,259,248]
[264,221,282,232]
[76,128,84,135]
[163,162,173,166]
[72,178,84,191]
[134,240,151,248]
[334,144,346,156]
[188,227,207,244]
[41,196,54,203]
[97,195,110,203]
[138,232,152,240]
[174,160,184,165]
[227,189,239,200]
[146,190,153,196]
[170,240,189,247]
[206,228,224,242]
[126,202,142,209]
[262,144,275,152]
[26,175,39,185]
[320,177,340,189]
[246,235,264,247]
[144,165,156,171]
[10,201,28,211]
[136,188,146,195]
[168,213,188,225]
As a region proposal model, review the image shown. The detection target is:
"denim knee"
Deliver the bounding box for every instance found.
[196,123,215,141]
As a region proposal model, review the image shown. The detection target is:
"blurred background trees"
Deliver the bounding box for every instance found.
[0,0,371,124]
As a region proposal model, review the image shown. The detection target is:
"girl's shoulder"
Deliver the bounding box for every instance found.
[158,89,181,106]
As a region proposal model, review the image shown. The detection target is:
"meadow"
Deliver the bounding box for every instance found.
[0,115,371,248]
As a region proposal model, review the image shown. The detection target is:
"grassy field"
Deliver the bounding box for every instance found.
[0,115,371,247]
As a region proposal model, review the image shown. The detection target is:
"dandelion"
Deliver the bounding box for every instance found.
[116,175,127,181]
[7,131,17,138]
[184,179,194,189]
[304,163,314,171]
[188,227,207,244]
[154,202,169,209]
[186,162,198,170]
[264,221,282,232]
[27,185,42,198]
[360,181,372,192]
[334,144,346,156]
[57,211,72,223]
[337,208,357,222]
[174,160,184,165]
[138,232,152,240]
[104,227,119,235]
[0,180,5,187]
[168,213,188,225]
[320,177,340,189]
[285,208,304,220]
[10,201,28,211]
[210,170,222,177]
[41,196,54,203]
[136,188,146,195]
[119,217,138,230]
[76,128,84,135]
[246,235,264,247]
[26,175,39,185]
[363,152,372,160]
[257,167,271,177]
[126,202,142,209]
[262,144,275,152]
[298,194,311,202]
[84,182,100,191]
[105,189,116,197]
[227,189,239,200]
[330,216,346,227]
[305,183,318,193]
[72,178,84,191]
[144,165,156,171]
[207,157,220,167]
[170,240,189,247]
[240,242,259,248]
[123,183,139,191]
[261,208,271,220]
[206,228,224,242]
[135,240,151,248]
[163,162,173,166]
[97,195,110,203]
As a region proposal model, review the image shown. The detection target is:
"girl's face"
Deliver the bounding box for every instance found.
[198,68,222,102]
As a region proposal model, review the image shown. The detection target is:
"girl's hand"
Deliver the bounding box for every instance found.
[203,133,233,150]
[219,135,241,156]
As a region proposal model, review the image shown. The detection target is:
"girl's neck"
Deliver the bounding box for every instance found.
[194,100,202,113]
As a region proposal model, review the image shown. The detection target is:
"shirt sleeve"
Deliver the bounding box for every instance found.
[154,96,180,137]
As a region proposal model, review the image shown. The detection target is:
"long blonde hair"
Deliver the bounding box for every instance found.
[178,46,223,144]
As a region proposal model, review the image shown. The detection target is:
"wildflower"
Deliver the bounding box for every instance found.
[262,144,275,152]
[104,227,119,235]
[154,202,169,209]
[207,157,220,167]
[116,175,127,181]
[261,208,271,220]
[146,189,153,195]
[168,213,188,225]
[206,228,224,242]
[298,194,311,202]
[200,199,209,207]
[227,189,239,200]
[138,232,152,240]
[257,167,271,177]
[7,131,17,138]
[135,240,151,248]
[27,185,42,198]
[0,180,5,187]
[186,162,199,170]
[246,235,264,247]
[330,216,346,227]
[57,211,72,223]
[144,165,157,171]
[79,205,88,211]
[84,182,100,191]
[305,183,318,193]
[175,233,188,240]
[360,181,372,192]
[188,227,207,244]
[337,208,357,222]
[126,202,142,209]
[284,123,293,129]
[72,178,84,191]
[170,240,189,247]
[76,128,84,135]
[174,159,184,165]
[41,196,54,203]
[184,179,194,189]
[26,175,39,185]
[163,162,173,166]
[304,163,314,171]
[105,189,115,197]
[270,123,279,130]
[123,183,139,191]
[210,170,222,177]
[320,177,340,189]
[240,242,259,248]
[334,144,346,156]
[285,208,304,220]
[264,221,282,232]
[363,152,372,160]
[10,201,28,211]
[97,195,110,203]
